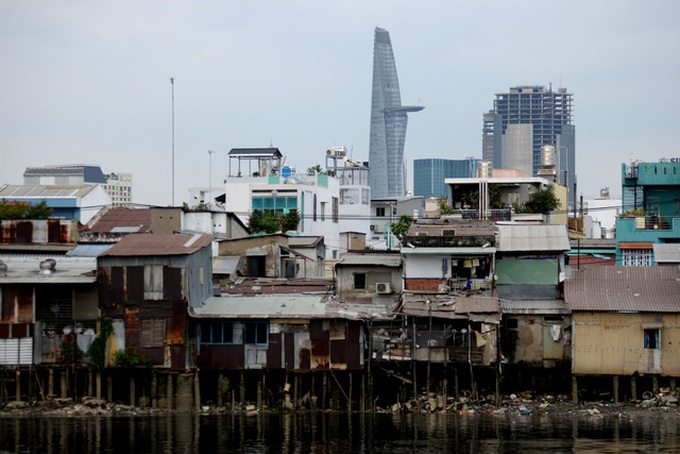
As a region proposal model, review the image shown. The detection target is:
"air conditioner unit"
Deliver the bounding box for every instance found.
[376,282,391,294]
[370,225,376,231]
[326,146,347,157]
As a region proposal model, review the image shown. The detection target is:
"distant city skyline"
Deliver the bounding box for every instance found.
[1,2,678,205]
[368,27,423,199]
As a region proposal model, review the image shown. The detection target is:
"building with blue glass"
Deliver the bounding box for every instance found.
[368,27,423,199]
[413,158,480,199]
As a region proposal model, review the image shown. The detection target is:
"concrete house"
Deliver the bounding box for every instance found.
[566,266,680,401]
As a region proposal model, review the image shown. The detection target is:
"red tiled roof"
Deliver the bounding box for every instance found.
[619,242,653,250]
[100,233,212,256]
[566,266,680,312]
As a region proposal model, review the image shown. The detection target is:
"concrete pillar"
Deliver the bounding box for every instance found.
[194,370,201,411]
[166,373,174,410]
[239,371,245,405]
[96,372,101,399]
[613,376,619,403]
[671,377,676,392]
[631,376,637,401]
[571,375,578,403]
[653,375,659,394]
[175,373,194,412]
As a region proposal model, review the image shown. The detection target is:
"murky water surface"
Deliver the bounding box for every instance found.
[1,411,680,453]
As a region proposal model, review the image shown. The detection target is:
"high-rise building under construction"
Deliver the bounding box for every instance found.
[368,27,423,199]
[483,85,575,192]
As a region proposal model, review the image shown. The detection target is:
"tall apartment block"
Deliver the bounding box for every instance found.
[104,172,133,206]
[413,158,480,199]
[483,85,575,193]
[368,27,423,199]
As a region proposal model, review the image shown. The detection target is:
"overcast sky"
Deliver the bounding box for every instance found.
[1,1,679,206]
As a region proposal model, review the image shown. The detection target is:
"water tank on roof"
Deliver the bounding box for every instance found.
[541,145,556,168]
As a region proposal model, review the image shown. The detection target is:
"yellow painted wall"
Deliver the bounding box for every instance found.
[573,312,680,376]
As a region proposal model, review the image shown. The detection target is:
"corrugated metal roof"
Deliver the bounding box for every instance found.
[213,256,240,274]
[500,299,570,315]
[0,184,98,199]
[325,300,396,321]
[400,293,500,321]
[66,244,114,257]
[566,267,680,312]
[496,224,570,252]
[336,253,403,267]
[191,295,326,319]
[0,254,97,284]
[99,233,213,256]
[287,236,323,248]
[84,207,152,234]
[569,238,616,249]
[653,244,680,263]
[401,247,496,255]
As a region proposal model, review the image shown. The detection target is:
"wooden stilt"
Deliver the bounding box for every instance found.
[671,377,676,392]
[15,370,21,402]
[88,370,93,397]
[571,375,578,403]
[96,372,102,399]
[348,372,353,412]
[150,374,157,408]
[217,374,223,407]
[653,375,659,394]
[166,373,174,410]
[130,376,136,406]
[49,368,54,397]
[322,372,327,410]
[256,377,262,409]
[239,371,245,405]
[107,374,113,402]
[60,371,67,398]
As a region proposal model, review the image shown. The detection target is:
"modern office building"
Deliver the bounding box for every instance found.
[413,158,480,199]
[368,27,423,199]
[483,85,575,194]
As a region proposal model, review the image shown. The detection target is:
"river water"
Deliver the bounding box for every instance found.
[1,410,680,453]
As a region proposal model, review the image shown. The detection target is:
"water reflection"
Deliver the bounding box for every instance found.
[1,411,680,453]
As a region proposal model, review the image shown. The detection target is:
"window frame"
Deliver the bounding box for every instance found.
[353,273,367,290]
[200,321,235,345]
[244,321,268,345]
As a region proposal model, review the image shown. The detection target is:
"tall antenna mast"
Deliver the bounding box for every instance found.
[170,77,175,206]
[208,150,215,206]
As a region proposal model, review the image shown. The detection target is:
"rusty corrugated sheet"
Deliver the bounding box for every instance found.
[1,287,33,323]
[566,266,680,312]
[100,233,213,257]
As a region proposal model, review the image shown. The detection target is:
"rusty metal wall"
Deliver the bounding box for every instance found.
[0,219,75,244]
[1,286,33,324]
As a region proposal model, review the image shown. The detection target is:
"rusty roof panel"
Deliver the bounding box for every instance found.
[566,266,680,312]
[99,233,212,257]
[220,277,334,295]
[84,207,152,234]
[401,293,500,321]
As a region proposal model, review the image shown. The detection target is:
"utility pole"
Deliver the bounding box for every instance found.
[208,150,216,207]
[170,77,175,206]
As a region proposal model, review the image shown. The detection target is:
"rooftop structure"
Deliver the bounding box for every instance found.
[414,158,480,199]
